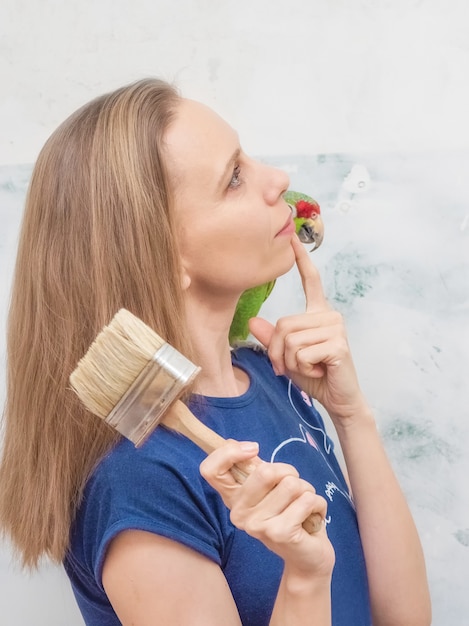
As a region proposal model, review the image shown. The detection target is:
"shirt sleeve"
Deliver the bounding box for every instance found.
[78,429,234,590]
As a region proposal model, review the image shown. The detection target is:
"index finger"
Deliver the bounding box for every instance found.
[291,234,329,313]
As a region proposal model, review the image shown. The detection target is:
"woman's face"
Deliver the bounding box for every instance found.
[164,98,295,300]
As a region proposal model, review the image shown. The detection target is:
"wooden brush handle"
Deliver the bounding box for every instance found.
[164,400,323,534]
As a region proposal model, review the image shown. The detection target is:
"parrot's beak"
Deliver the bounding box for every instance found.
[288,207,324,252]
[298,216,324,251]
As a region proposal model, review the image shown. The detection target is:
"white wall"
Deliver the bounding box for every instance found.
[1,1,469,624]
[1,0,469,167]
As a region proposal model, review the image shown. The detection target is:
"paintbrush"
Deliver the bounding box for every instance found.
[69,308,323,533]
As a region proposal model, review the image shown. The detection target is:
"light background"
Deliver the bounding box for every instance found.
[1,1,468,624]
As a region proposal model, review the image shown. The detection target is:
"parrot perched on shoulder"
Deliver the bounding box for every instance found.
[229,190,323,344]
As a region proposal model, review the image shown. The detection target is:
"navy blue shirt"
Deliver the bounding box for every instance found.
[65,346,372,625]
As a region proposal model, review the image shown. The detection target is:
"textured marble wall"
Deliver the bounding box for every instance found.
[1,153,468,624]
[264,151,469,625]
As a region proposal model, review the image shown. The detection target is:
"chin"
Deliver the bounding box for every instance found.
[278,260,296,278]
[270,253,296,281]
[283,246,297,269]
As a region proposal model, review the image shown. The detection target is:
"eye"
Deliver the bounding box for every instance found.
[228,165,242,189]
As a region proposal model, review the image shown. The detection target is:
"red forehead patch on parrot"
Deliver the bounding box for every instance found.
[295,199,320,218]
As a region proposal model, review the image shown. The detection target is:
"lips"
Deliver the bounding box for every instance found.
[276,214,295,237]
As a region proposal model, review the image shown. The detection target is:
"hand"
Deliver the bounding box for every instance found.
[249,235,369,423]
[200,440,335,579]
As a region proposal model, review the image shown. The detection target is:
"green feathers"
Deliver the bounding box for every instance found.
[228,280,276,344]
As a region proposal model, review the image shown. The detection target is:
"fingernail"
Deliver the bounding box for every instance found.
[239,441,259,453]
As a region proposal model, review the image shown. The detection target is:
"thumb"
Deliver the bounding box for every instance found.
[248,317,275,348]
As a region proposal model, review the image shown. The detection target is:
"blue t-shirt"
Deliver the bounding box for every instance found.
[64,346,372,625]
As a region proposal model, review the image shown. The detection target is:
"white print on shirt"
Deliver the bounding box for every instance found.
[285,379,332,454]
[269,379,331,462]
[325,480,353,508]
[270,422,353,507]
[270,422,322,461]
[269,380,355,520]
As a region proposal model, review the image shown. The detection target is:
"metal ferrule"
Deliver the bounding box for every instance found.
[105,343,201,447]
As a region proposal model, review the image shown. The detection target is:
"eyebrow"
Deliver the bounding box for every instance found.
[218,147,241,191]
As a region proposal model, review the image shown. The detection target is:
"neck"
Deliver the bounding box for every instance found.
[184,290,250,397]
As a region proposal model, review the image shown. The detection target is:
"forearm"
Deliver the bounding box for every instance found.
[333,406,431,626]
[270,567,331,626]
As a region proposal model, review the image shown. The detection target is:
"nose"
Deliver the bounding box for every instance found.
[263,164,290,205]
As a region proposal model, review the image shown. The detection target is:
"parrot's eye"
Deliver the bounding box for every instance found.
[228,165,242,189]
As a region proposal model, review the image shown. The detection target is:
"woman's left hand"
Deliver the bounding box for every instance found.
[249,235,368,424]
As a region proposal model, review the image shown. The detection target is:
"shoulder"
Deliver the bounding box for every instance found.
[84,430,229,534]
[68,429,232,580]
[83,430,205,513]
[231,342,272,373]
[232,344,320,412]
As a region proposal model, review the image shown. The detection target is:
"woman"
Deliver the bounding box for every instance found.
[0,79,431,625]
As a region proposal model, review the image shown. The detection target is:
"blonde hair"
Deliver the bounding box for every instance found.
[0,78,192,567]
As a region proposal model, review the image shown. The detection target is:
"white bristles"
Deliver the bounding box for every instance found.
[69,309,165,419]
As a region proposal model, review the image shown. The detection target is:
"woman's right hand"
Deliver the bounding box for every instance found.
[199,440,335,581]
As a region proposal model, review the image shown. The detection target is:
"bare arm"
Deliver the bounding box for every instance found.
[102,531,242,626]
[333,405,431,626]
[249,234,432,626]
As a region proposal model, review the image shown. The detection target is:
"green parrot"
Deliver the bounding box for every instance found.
[229,190,324,344]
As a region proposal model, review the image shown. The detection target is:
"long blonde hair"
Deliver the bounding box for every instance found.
[0,78,192,567]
